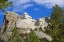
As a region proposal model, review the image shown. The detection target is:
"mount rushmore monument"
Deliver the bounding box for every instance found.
[16,12,49,33]
[1,11,52,42]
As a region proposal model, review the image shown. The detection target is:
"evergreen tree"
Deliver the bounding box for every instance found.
[0,0,12,12]
[7,28,22,42]
[24,30,40,42]
[45,5,64,42]
[51,5,63,25]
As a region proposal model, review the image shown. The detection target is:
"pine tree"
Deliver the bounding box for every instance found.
[0,0,12,12]
[7,28,22,42]
[24,30,40,42]
[45,4,64,42]
[51,5,63,25]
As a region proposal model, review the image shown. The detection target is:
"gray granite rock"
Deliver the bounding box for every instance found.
[1,12,51,42]
[35,31,52,41]
[1,11,19,42]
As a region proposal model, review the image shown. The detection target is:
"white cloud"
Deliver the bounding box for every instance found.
[9,0,64,12]
[13,0,31,6]
[12,4,33,12]
[9,0,33,12]
[33,0,64,8]
[34,8,40,11]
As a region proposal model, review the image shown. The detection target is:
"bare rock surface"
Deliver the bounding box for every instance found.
[35,31,52,41]
[1,11,19,42]
[1,12,51,42]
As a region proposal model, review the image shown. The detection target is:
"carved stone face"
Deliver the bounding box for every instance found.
[23,13,28,19]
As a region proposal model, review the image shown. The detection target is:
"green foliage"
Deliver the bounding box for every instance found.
[34,28,37,31]
[40,38,49,42]
[51,4,63,25]
[45,4,64,42]
[24,30,40,42]
[0,0,13,12]
[39,27,42,31]
[7,28,22,42]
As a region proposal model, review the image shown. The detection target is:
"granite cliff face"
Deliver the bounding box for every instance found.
[1,11,19,42]
[16,12,49,32]
[16,12,36,34]
[1,12,52,42]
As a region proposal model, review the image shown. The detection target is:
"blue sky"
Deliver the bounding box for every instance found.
[0,0,64,27]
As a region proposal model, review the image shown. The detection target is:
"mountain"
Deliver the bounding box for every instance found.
[1,11,19,42]
[1,11,52,42]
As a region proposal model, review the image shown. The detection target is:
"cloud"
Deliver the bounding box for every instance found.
[9,0,33,12]
[12,4,33,12]
[33,0,64,8]
[34,8,40,11]
[9,0,64,12]
[10,0,31,5]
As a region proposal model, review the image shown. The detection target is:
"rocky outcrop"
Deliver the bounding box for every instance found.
[1,11,19,42]
[16,12,49,33]
[35,31,52,41]
[1,12,50,42]
[35,18,48,30]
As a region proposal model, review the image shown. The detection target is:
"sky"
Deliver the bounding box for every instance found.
[0,0,64,27]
